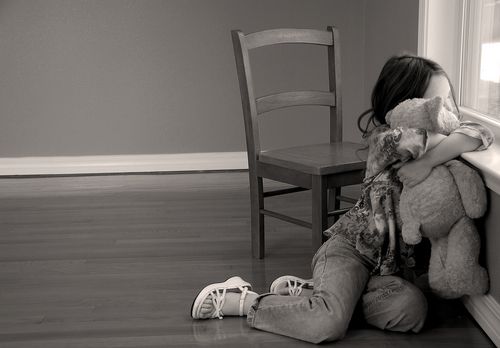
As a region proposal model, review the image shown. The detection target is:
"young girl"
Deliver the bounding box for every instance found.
[190,55,494,344]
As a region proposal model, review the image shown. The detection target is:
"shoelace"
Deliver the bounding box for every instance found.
[239,286,248,316]
[210,286,249,319]
[287,279,306,296]
[210,288,227,319]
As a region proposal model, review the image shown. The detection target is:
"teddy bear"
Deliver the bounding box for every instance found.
[385,96,489,299]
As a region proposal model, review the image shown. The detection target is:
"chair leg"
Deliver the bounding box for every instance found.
[328,187,342,227]
[250,175,265,259]
[312,175,328,253]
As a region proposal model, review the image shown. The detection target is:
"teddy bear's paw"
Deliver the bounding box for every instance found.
[428,273,460,299]
[403,233,421,245]
[402,222,422,245]
[432,287,463,299]
[450,266,489,296]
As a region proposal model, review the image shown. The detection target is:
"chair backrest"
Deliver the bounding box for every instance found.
[231,27,343,166]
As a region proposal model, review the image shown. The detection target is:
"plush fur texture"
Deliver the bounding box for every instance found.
[388,96,489,299]
[386,96,460,135]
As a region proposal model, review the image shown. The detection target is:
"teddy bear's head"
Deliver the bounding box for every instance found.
[385,96,460,134]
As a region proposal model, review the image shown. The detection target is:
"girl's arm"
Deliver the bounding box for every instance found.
[396,132,482,187]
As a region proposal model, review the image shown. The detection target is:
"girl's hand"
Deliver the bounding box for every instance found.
[396,158,433,187]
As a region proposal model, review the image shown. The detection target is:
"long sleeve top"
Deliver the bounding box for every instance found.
[323,121,494,279]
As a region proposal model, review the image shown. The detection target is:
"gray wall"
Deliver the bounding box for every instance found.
[0,0,419,157]
[363,0,420,108]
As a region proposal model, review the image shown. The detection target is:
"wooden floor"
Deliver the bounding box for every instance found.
[0,172,494,347]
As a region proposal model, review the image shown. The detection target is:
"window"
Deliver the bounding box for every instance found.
[420,0,500,200]
[420,0,500,120]
[462,0,500,118]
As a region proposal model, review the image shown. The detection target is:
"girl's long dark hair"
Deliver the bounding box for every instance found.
[357,54,459,137]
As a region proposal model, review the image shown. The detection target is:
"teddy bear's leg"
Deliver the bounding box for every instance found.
[446,160,487,219]
[427,237,461,299]
[443,217,489,297]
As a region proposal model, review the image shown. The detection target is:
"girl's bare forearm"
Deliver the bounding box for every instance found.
[420,133,481,168]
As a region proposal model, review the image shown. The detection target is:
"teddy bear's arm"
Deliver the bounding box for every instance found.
[446,160,487,219]
[399,196,423,245]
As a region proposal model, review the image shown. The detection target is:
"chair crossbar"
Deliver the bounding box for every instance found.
[260,209,312,229]
[327,207,351,217]
[256,91,335,115]
[245,29,333,50]
[261,206,351,229]
[263,186,308,198]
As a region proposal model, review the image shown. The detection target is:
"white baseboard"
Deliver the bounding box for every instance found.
[0,152,249,176]
[463,294,500,346]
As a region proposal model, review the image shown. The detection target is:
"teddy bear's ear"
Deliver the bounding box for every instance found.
[425,96,460,134]
[425,96,444,116]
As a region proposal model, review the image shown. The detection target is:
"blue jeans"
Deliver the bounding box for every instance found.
[247,234,427,344]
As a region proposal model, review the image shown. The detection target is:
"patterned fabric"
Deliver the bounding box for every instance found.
[324,121,493,279]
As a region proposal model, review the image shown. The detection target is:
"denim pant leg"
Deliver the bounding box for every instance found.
[362,275,428,333]
[247,235,375,344]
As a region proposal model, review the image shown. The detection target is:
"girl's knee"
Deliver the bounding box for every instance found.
[363,276,427,333]
[303,298,351,344]
[308,316,348,344]
[396,285,427,332]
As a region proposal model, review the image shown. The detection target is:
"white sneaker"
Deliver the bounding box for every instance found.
[191,276,257,319]
[269,275,314,296]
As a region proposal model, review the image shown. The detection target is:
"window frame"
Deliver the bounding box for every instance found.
[419,0,500,195]
[419,0,499,124]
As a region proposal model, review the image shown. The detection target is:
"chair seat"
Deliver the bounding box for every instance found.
[259,142,366,175]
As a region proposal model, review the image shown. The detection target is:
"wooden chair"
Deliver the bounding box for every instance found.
[231,26,366,258]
